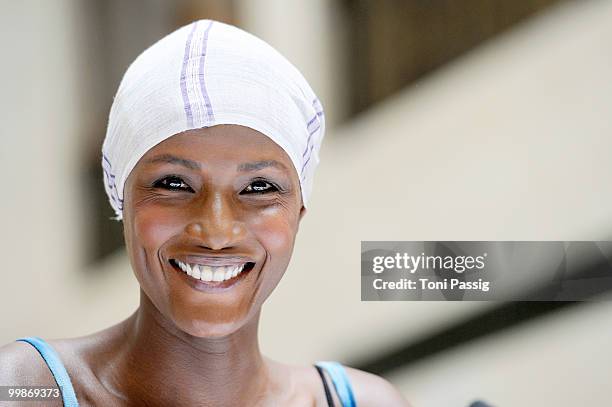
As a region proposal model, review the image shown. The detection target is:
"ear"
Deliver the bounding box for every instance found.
[298,206,307,223]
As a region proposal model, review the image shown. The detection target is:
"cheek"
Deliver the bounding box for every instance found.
[130,207,182,272]
[250,206,298,257]
[134,211,174,249]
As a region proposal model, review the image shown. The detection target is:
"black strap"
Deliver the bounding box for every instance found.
[315,365,335,407]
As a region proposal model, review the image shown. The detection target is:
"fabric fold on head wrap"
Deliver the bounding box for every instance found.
[102,19,325,220]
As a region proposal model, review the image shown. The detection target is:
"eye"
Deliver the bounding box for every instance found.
[241,179,278,194]
[153,176,194,192]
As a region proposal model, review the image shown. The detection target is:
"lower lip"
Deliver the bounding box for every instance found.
[171,263,253,293]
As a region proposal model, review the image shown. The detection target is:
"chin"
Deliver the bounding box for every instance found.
[182,320,243,338]
[171,310,252,339]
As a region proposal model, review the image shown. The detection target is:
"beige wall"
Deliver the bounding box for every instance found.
[1,0,611,405]
[0,0,88,339]
[392,294,612,406]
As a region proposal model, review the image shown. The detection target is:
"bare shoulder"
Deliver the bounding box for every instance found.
[0,341,64,406]
[0,341,57,386]
[0,343,56,407]
[343,366,413,407]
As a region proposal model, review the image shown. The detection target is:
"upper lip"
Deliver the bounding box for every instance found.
[170,255,255,267]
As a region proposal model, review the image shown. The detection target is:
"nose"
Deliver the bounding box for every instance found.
[185,191,247,250]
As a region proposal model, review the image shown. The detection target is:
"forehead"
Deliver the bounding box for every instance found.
[138,124,295,172]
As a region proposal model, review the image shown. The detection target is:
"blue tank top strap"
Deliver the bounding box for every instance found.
[15,336,79,407]
[314,361,357,407]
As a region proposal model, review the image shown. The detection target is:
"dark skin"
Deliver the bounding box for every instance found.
[0,125,411,406]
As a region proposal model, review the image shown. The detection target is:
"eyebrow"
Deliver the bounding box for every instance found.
[145,154,201,170]
[237,160,288,172]
[145,155,287,173]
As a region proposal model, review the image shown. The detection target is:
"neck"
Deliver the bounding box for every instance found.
[112,290,271,406]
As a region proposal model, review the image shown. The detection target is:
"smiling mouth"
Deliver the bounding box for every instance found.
[169,258,256,285]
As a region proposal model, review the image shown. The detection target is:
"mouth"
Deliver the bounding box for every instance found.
[168,258,256,291]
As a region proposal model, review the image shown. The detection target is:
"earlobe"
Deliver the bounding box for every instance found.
[298,206,307,222]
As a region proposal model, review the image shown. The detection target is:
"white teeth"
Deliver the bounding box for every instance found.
[212,267,225,282]
[192,265,201,279]
[235,264,245,276]
[175,260,248,282]
[200,265,213,281]
[223,266,235,281]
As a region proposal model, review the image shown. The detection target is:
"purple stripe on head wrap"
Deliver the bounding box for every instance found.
[302,148,314,171]
[102,156,115,176]
[300,98,325,181]
[302,122,321,157]
[180,22,198,127]
[102,152,123,211]
[103,168,116,188]
[199,20,215,123]
[300,144,314,181]
[307,115,318,128]
[188,27,202,123]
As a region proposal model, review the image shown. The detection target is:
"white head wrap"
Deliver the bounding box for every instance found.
[102,19,325,220]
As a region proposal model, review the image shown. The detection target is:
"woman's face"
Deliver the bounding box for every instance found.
[123,125,305,337]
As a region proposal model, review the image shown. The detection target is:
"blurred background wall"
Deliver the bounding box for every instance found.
[1,0,611,405]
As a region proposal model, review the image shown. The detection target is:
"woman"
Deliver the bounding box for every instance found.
[0,20,411,406]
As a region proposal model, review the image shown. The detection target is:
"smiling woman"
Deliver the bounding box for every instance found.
[124,127,303,341]
[0,19,410,407]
